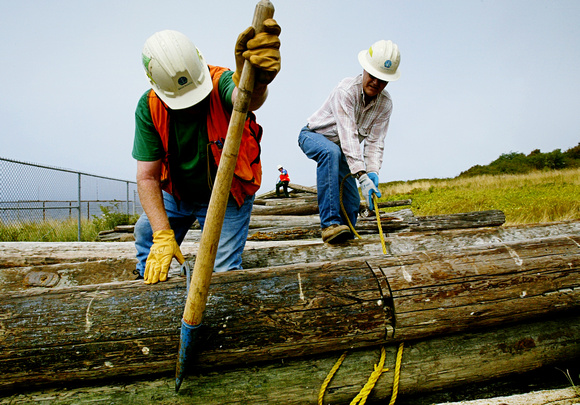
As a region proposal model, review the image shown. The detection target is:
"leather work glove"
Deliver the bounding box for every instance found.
[233,18,281,87]
[144,229,185,285]
[358,173,382,211]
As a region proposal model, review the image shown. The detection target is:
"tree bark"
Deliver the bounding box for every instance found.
[2,313,579,404]
[247,209,506,240]
[0,235,578,391]
[250,201,320,215]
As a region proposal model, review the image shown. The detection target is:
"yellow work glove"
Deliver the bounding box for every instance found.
[233,18,281,87]
[144,229,184,285]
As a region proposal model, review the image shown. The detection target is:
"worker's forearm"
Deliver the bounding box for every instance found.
[137,179,171,232]
[248,85,268,111]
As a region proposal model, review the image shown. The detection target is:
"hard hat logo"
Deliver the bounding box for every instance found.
[142,30,213,110]
[142,54,151,71]
[358,39,401,82]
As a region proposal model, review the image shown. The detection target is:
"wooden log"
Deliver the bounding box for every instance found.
[357,209,506,232]
[359,199,413,217]
[241,220,580,269]
[0,236,578,391]
[256,183,317,199]
[373,235,580,340]
[250,200,319,215]
[247,210,506,240]
[3,313,579,404]
[248,214,320,229]
[251,198,413,217]
[254,194,318,206]
[1,221,578,292]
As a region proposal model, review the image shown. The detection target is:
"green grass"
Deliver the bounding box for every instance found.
[0,206,139,242]
[378,168,580,225]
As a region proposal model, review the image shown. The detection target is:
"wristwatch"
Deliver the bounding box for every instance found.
[354,171,366,180]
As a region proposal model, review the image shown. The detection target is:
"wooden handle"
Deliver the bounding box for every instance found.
[182,0,275,325]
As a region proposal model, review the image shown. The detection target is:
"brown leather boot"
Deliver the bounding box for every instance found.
[321,224,351,244]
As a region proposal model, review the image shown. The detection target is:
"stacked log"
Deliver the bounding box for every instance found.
[0,231,578,397]
[3,313,578,404]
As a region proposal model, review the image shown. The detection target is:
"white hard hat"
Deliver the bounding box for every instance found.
[142,30,212,110]
[277,165,283,169]
[358,40,401,82]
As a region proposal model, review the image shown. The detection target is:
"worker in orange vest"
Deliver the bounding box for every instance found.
[132,23,281,284]
[276,165,290,197]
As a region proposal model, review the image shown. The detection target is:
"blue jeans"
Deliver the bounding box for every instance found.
[298,125,360,229]
[134,191,254,275]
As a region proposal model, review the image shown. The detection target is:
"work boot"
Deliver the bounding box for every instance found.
[321,224,351,244]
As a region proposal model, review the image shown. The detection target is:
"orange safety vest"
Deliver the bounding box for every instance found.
[279,170,290,182]
[147,65,263,207]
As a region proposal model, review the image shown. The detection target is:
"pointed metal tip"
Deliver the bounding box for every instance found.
[175,377,183,393]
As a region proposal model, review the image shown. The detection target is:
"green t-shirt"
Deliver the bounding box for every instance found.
[132,70,236,203]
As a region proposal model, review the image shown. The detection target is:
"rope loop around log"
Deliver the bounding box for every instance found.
[317,351,348,405]
[318,343,404,405]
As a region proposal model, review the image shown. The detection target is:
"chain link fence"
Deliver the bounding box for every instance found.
[0,157,142,241]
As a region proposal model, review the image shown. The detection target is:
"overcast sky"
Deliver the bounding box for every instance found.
[1,0,579,190]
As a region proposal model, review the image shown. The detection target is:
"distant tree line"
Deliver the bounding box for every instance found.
[459,143,580,177]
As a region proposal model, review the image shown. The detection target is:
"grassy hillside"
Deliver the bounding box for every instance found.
[379,167,580,225]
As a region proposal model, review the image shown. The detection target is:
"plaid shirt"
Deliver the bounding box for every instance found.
[307,75,392,175]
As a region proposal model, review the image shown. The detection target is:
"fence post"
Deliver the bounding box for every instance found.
[77,173,82,241]
[133,190,137,216]
[126,181,130,215]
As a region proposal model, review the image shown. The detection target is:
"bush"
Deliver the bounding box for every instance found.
[460,144,580,177]
[91,204,139,234]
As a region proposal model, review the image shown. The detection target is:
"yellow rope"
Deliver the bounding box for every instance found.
[388,342,404,405]
[349,346,388,405]
[318,351,348,405]
[339,174,362,239]
[318,343,405,405]
[372,194,388,254]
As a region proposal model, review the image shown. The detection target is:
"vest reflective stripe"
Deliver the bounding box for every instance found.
[146,90,175,197]
[147,65,263,206]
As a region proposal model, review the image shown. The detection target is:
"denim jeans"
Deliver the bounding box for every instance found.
[298,125,360,229]
[134,191,254,275]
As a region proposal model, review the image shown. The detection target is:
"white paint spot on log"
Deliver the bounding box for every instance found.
[505,246,523,266]
[104,361,113,368]
[297,273,305,301]
[377,299,383,306]
[142,347,150,355]
[520,291,527,298]
[85,287,101,334]
[402,267,412,283]
[85,296,96,333]
[566,236,580,248]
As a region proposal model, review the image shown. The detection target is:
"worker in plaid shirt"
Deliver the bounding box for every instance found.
[298,40,401,244]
